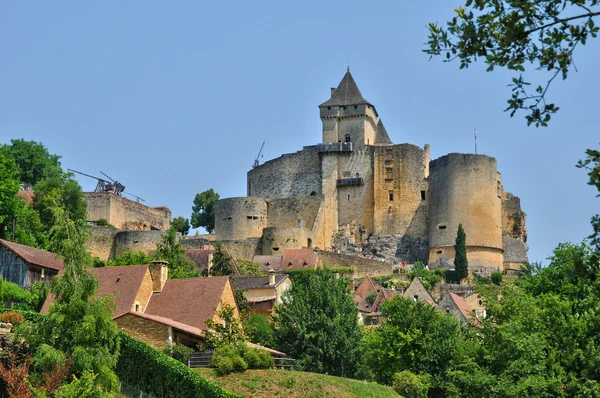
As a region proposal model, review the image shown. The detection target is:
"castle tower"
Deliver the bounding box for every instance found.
[319,68,379,150]
[428,154,503,270]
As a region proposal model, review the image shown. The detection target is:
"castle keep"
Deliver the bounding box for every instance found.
[216,69,528,273]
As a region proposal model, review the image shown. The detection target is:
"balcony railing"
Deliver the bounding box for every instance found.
[317,142,353,153]
[337,177,363,187]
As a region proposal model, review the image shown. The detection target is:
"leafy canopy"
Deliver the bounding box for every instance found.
[191,188,219,233]
[274,269,362,378]
[170,216,190,236]
[425,0,600,127]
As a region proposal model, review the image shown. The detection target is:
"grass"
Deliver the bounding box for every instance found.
[195,368,399,398]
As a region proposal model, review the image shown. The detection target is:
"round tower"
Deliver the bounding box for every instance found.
[215,197,268,240]
[428,153,503,271]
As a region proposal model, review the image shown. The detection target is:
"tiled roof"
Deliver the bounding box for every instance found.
[320,69,373,108]
[375,119,392,144]
[280,248,318,271]
[372,288,400,313]
[354,294,371,313]
[184,248,214,274]
[355,275,379,299]
[246,341,286,357]
[117,311,204,337]
[17,191,34,205]
[93,265,149,317]
[449,292,473,320]
[145,276,230,330]
[232,274,289,290]
[253,255,283,271]
[0,239,64,272]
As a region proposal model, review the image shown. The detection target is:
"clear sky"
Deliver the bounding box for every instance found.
[1,2,597,264]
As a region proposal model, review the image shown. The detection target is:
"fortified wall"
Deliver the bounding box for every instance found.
[214,69,529,274]
[84,192,171,231]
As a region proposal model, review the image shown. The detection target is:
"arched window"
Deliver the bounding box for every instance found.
[344,134,351,143]
[307,238,312,248]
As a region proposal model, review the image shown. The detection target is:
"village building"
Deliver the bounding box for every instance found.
[232,270,291,314]
[42,261,239,350]
[0,239,64,287]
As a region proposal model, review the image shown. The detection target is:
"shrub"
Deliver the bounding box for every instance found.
[0,312,25,327]
[392,370,429,398]
[211,343,274,375]
[243,314,275,348]
[491,271,503,285]
[165,343,194,364]
[231,355,247,372]
[212,356,234,376]
[365,292,379,306]
[254,349,274,369]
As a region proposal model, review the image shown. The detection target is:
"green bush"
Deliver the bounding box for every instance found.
[491,271,503,285]
[392,370,429,398]
[212,356,234,376]
[165,343,195,364]
[211,343,274,375]
[243,313,275,348]
[231,355,248,372]
[365,292,379,306]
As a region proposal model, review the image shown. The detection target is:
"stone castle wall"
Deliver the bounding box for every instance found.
[267,196,323,230]
[87,226,118,261]
[84,192,171,231]
[262,226,309,255]
[215,197,268,241]
[114,230,167,258]
[247,146,322,199]
[318,251,392,277]
[502,192,527,241]
[428,154,503,269]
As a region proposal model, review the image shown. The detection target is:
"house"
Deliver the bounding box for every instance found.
[438,291,475,324]
[232,270,291,314]
[0,239,64,287]
[252,248,318,273]
[42,261,239,350]
[403,277,435,306]
[352,276,382,324]
[364,288,401,326]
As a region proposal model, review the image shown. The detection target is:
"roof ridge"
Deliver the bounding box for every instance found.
[319,70,373,108]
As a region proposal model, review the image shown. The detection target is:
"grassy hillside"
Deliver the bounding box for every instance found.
[195,368,399,398]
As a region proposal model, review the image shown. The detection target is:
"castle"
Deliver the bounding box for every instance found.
[215,69,528,273]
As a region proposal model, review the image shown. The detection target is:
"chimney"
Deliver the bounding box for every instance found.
[149,260,169,292]
[207,253,214,277]
[330,87,336,96]
[269,269,276,286]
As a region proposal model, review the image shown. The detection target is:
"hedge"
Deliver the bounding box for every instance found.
[117,333,241,398]
[2,309,241,398]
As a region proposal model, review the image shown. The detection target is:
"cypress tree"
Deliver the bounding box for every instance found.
[454,223,468,281]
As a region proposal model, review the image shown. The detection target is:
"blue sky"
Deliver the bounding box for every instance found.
[1,2,597,264]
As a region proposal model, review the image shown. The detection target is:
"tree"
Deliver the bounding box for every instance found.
[209,242,234,276]
[203,303,245,349]
[21,208,121,393]
[0,153,21,241]
[0,139,62,186]
[454,224,469,281]
[191,189,219,233]
[243,314,275,348]
[274,269,362,377]
[236,258,265,276]
[425,0,600,127]
[153,228,200,279]
[170,216,190,236]
[362,296,464,387]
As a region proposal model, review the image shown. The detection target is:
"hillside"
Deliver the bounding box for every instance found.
[195,368,399,398]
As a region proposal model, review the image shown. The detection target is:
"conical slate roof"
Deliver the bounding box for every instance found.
[320,68,373,108]
[375,119,393,144]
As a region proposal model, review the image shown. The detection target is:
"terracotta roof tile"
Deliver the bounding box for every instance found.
[117,311,204,337]
[145,276,230,330]
[253,255,283,270]
[355,275,379,299]
[449,292,473,320]
[93,265,149,318]
[319,69,373,108]
[280,249,318,271]
[0,239,64,272]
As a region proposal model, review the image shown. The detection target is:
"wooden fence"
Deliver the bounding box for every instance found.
[188,350,214,368]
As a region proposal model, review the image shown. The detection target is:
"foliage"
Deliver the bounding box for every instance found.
[210,343,273,376]
[362,296,464,387]
[243,314,276,348]
[0,153,22,241]
[92,219,114,228]
[454,224,468,281]
[425,0,600,127]
[204,303,245,349]
[409,268,444,290]
[54,371,114,398]
[490,271,503,285]
[0,311,25,327]
[165,343,195,365]
[171,216,191,236]
[392,370,429,398]
[21,209,121,393]
[210,242,234,276]
[325,266,355,275]
[0,277,32,309]
[33,175,87,236]
[365,292,379,306]
[27,281,49,313]
[578,147,600,195]
[236,258,265,276]
[116,332,241,398]
[191,188,220,234]
[107,250,151,266]
[275,269,362,378]
[234,290,251,316]
[153,227,200,279]
[0,139,62,186]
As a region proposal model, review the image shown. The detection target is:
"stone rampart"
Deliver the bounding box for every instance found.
[262,226,309,255]
[267,196,323,230]
[83,192,171,231]
[87,226,117,261]
[318,251,393,278]
[181,237,262,260]
[114,230,166,258]
[215,197,268,241]
[247,146,322,199]
[502,192,527,241]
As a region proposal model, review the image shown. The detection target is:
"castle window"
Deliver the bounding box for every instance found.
[345,134,351,143]
[438,225,447,230]
[343,171,351,178]
[388,190,394,201]
[413,295,418,302]
[347,194,350,202]
[328,106,331,110]
[307,238,312,248]
[135,303,140,312]
[343,106,346,110]
[247,216,252,220]
[385,167,393,180]
[356,172,360,178]
[385,149,393,162]
[497,180,501,198]
[310,191,316,196]
[436,250,443,254]
[272,247,280,252]
[288,262,293,267]
[354,105,357,109]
